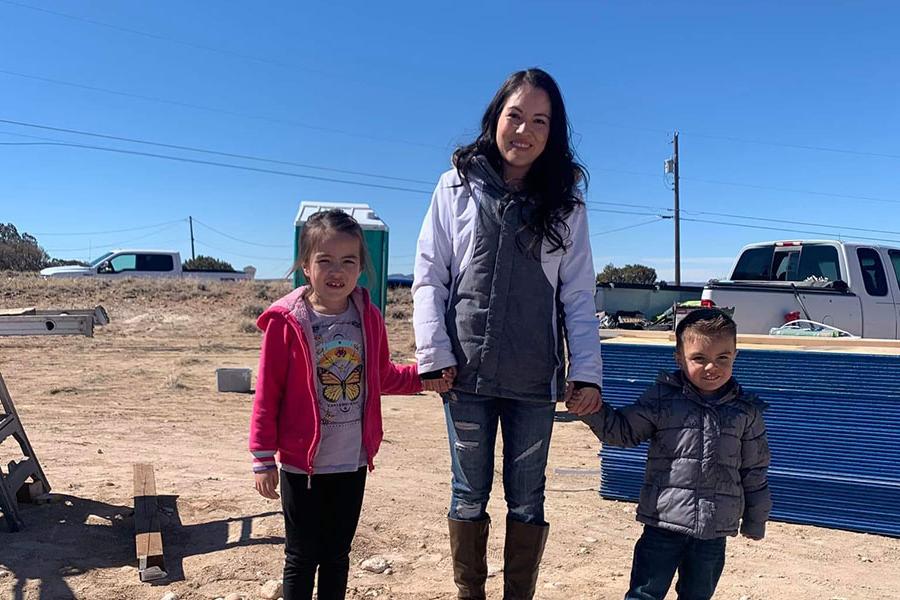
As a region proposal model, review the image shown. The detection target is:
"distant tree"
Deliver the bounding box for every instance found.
[44,257,88,268]
[597,263,658,285]
[0,223,50,271]
[183,255,236,271]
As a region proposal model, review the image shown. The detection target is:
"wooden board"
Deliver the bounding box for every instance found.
[0,307,36,316]
[133,463,167,581]
[599,329,900,355]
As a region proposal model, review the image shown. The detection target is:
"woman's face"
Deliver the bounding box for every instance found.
[494,84,552,183]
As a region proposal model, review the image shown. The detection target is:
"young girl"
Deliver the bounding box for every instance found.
[250,209,450,600]
[413,68,603,599]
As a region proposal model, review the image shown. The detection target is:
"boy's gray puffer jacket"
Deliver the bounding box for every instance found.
[582,371,771,540]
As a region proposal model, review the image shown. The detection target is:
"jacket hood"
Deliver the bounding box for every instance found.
[656,370,766,410]
[256,285,372,332]
[463,154,513,197]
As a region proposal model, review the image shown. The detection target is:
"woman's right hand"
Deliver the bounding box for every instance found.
[254,469,280,500]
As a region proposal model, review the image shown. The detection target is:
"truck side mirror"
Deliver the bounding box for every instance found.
[831,280,849,293]
[98,261,112,273]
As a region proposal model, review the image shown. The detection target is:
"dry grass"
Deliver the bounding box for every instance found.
[238,321,260,334]
[164,370,188,390]
[1,273,292,311]
[240,303,266,319]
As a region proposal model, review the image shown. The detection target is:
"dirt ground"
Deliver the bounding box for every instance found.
[1,276,898,600]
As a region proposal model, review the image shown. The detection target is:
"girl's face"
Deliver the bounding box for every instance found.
[302,231,363,313]
[494,84,552,183]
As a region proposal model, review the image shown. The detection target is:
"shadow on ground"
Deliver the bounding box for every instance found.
[0,494,283,599]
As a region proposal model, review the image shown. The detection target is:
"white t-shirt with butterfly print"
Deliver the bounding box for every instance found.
[301,299,367,474]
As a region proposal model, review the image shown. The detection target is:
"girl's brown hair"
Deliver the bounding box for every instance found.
[290,209,371,279]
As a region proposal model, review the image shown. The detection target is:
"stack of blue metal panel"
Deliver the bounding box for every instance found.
[598,341,900,537]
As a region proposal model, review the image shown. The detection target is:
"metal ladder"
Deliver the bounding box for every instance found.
[0,305,108,531]
[0,373,50,532]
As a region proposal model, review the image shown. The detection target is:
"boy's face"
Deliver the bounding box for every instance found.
[676,333,737,394]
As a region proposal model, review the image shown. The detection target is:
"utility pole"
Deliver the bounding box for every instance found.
[672,131,681,286]
[189,216,196,260]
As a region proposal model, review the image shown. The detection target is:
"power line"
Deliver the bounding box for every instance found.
[0,140,434,195]
[191,218,292,249]
[588,200,670,212]
[0,0,326,76]
[592,166,900,205]
[583,119,900,160]
[679,216,900,245]
[194,239,290,262]
[30,218,186,236]
[587,207,662,218]
[681,175,900,205]
[680,130,900,161]
[590,218,665,237]
[7,0,896,162]
[5,130,900,247]
[42,222,183,253]
[587,204,900,244]
[0,118,436,186]
[0,69,443,150]
[587,200,900,238]
[685,208,900,237]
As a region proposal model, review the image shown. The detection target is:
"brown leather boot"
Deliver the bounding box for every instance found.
[448,516,491,600]
[503,518,549,600]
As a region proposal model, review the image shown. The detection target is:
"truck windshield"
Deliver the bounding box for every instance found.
[890,250,900,291]
[732,244,841,282]
[88,252,115,268]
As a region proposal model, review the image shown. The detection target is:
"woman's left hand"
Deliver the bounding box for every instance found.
[564,385,602,416]
[421,367,457,393]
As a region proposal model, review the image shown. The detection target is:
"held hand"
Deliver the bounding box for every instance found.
[442,367,457,386]
[562,381,575,404]
[421,367,457,393]
[254,469,279,500]
[565,387,602,416]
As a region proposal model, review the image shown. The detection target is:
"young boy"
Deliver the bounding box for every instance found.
[572,308,771,600]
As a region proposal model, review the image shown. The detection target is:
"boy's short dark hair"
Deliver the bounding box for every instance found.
[675,308,737,352]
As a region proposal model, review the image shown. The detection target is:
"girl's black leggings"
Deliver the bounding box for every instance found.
[280,467,367,600]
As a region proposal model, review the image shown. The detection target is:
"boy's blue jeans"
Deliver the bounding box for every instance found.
[442,390,556,525]
[626,525,726,600]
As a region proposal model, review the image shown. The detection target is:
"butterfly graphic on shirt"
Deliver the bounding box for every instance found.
[318,364,363,405]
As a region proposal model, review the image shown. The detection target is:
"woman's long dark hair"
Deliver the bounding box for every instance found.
[453,68,588,255]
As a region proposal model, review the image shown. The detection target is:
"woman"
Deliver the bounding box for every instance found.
[413,68,603,600]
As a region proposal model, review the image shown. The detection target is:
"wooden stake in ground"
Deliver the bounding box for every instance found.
[134,463,167,582]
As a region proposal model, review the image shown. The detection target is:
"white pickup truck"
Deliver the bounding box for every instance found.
[701,240,900,338]
[39,249,256,281]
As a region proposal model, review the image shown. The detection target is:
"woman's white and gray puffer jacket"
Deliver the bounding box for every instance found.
[412,156,603,402]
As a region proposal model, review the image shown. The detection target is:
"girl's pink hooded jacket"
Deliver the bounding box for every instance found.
[249,286,421,475]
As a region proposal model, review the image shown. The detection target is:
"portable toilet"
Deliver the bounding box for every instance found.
[293,201,389,311]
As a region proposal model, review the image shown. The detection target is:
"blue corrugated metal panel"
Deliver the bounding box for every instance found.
[599,342,900,537]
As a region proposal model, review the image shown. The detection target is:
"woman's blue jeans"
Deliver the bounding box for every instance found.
[443,390,556,525]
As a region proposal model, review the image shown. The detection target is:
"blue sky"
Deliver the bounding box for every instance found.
[1,1,898,281]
